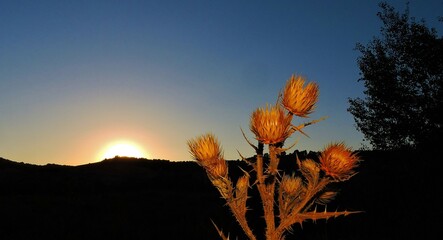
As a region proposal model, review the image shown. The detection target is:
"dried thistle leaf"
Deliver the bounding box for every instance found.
[299,158,320,185]
[316,191,337,205]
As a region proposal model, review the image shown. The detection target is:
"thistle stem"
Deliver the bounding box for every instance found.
[274,178,329,238]
[261,144,281,239]
[254,142,276,239]
[227,201,257,240]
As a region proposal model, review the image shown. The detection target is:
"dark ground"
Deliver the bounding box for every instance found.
[0,149,441,240]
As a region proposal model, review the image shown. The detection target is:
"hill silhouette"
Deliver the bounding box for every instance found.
[0,150,441,240]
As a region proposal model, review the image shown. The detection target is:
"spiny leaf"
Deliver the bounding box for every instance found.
[211,219,230,240]
[316,191,337,205]
[298,209,363,222]
[240,127,257,151]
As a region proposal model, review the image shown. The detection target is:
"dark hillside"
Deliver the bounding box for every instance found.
[0,151,441,240]
[0,157,226,240]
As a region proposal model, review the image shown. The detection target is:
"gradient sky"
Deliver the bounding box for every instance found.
[1,0,442,166]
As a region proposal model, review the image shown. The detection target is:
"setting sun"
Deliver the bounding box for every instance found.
[100,141,148,160]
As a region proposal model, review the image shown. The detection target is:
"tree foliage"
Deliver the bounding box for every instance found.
[348,2,443,151]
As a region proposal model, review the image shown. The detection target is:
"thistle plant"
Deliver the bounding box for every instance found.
[188,74,361,240]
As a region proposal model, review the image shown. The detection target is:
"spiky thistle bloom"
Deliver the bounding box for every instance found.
[301,159,320,175]
[235,174,250,208]
[208,160,228,178]
[250,104,292,144]
[187,133,227,178]
[319,142,359,181]
[280,175,303,196]
[282,74,319,117]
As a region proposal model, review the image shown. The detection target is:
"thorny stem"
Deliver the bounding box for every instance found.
[226,201,257,240]
[256,142,264,184]
[274,178,330,239]
[267,144,280,176]
[261,144,282,239]
[192,76,360,240]
[212,175,257,240]
[254,142,277,239]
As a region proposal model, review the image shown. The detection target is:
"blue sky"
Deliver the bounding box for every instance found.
[1,0,442,165]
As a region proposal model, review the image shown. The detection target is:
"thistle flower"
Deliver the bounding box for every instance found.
[319,142,359,181]
[250,104,292,144]
[282,74,319,117]
[281,175,303,196]
[188,133,223,164]
[301,159,320,175]
[188,133,227,178]
[208,160,228,178]
[188,73,361,240]
[235,174,250,206]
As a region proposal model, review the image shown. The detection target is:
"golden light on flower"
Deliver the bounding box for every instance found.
[208,160,228,178]
[187,133,228,178]
[319,142,359,181]
[250,104,292,144]
[187,133,223,165]
[281,175,303,196]
[301,159,320,174]
[186,72,362,240]
[282,74,319,117]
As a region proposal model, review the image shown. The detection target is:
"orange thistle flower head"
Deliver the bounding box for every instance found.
[208,160,228,178]
[188,133,228,178]
[187,133,223,166]
[282,74,319,117]
[319,142,359,181]
[281,175,303,196]
[249,104,292,144]
[301,159,320,175]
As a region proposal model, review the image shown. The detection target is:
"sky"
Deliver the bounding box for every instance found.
[1,0,442,166]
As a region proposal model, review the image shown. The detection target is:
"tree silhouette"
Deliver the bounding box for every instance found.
[348,2,443,151]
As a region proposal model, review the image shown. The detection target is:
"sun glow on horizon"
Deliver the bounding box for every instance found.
[99,141,148,161]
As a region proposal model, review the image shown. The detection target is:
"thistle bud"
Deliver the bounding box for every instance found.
[188,133,229,179]
[282,74,319,117]
[208,160,228,178]
[301,159,320,175]
[250,104,292,144]
[281,175,303,196]
[187,133,223,166]
[319,142,359,181]
[235,174,250,205]
[236,175,250,191]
